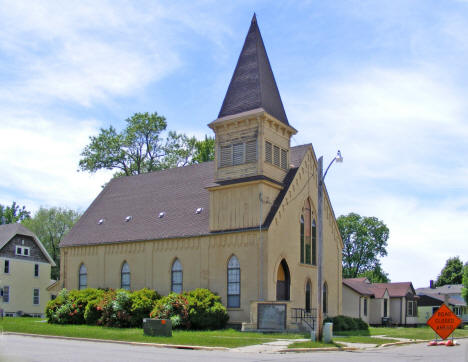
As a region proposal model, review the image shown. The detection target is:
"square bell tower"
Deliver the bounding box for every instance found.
[207,15,297,232]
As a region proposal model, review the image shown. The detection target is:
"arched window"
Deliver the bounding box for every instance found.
[121,262,130,290]
[79,264,87,290]
[300,199,313,264]
[171,259,183,293]
[323,282,328,314]
[305,280,312,312]
[312,218,317,266]
[300,215,305,263]
[227,255,240,308]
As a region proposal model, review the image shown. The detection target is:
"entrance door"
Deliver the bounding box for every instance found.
[276,259,290,301]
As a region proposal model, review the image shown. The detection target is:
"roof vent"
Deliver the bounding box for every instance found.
[125,216,132,222]
[195,207,203,214]
[159,212,165,218]
[98,219,105,225]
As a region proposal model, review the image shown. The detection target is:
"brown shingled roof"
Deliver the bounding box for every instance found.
[218,14,289,126]
[60,145,309,247]
[343,278,415,298]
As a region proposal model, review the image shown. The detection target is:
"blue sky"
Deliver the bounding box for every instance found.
[1,0,467,287]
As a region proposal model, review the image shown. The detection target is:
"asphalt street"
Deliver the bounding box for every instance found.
[0,334,467,362]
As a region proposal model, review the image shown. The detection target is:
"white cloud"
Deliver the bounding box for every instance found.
[0,113,113,212]
[286,65,468,285]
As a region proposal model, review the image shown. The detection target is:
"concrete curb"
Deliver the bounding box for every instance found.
[279,336,468,352]
[279,347,358,353]
[3,331,229,351]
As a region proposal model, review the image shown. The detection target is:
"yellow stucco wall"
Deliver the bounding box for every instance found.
[61,232,261,323]
[0,258,52,316]
[266,147,342,317]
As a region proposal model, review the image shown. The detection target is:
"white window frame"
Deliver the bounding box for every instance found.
[15,245,30,256]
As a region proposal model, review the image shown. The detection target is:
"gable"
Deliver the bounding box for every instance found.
[0,223,55,265]
[0,234,49,263]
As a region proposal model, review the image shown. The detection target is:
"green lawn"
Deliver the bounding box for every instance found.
[0,318,307,348]
[333,336,396,345]
[335,326,468,340]
[369,326,468,340]
[288,341,342,349]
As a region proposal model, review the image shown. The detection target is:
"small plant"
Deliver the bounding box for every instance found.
[150,293,190,329]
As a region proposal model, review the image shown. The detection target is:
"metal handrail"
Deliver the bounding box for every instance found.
[291,308,317,331]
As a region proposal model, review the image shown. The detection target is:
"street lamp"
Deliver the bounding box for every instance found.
[317,150,343,340]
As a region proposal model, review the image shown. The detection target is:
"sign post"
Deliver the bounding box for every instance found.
[427,304,462,340]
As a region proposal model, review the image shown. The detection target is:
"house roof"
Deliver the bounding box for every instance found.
[417,292,466,307]
[217,14,289,126]
[0,223,56,265]
[372,282,415,298]
[416,285,463,295]
[343,278,374,296]
[60,145,309,247]
[343,278,415,298]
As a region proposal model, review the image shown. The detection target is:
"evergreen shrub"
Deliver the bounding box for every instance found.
[324,315,369,332]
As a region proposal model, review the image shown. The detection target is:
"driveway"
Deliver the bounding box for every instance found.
[1,334,467,362]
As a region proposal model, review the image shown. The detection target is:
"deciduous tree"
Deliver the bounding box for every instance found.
[337,213,390,280]
[462,263,468,304]
[79,112,199,177]
[435,256,464,287]
[0,201,30,224]
[22,207,81,279]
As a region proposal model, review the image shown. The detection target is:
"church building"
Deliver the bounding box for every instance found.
[59,15,343,330]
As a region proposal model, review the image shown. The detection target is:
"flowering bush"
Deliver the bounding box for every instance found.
[150,293,190,329]
[46,287,227,330]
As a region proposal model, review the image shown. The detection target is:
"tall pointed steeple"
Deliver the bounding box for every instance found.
[218,14,289,125]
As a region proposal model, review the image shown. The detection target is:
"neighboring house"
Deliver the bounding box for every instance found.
[416,284,468,325]
[58,15,344,330]
[343,278,418,326]
[0,223,56,317]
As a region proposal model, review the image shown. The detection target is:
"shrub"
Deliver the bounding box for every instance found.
[130,288,161,327]
[184,288,229,330]
[46,289,86,325]
[324,315,368,332]
[150,293,190,329]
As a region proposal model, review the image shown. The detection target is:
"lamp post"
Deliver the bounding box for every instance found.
[317,150,343,340]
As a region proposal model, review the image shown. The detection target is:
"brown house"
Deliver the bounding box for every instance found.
[59,15,343,331]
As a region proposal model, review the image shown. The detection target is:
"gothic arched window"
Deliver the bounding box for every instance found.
[121,262,131,290]
[79,264,87,290]
[227,255,240,308]
[300,215,305,263]
[171,259,183,293]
